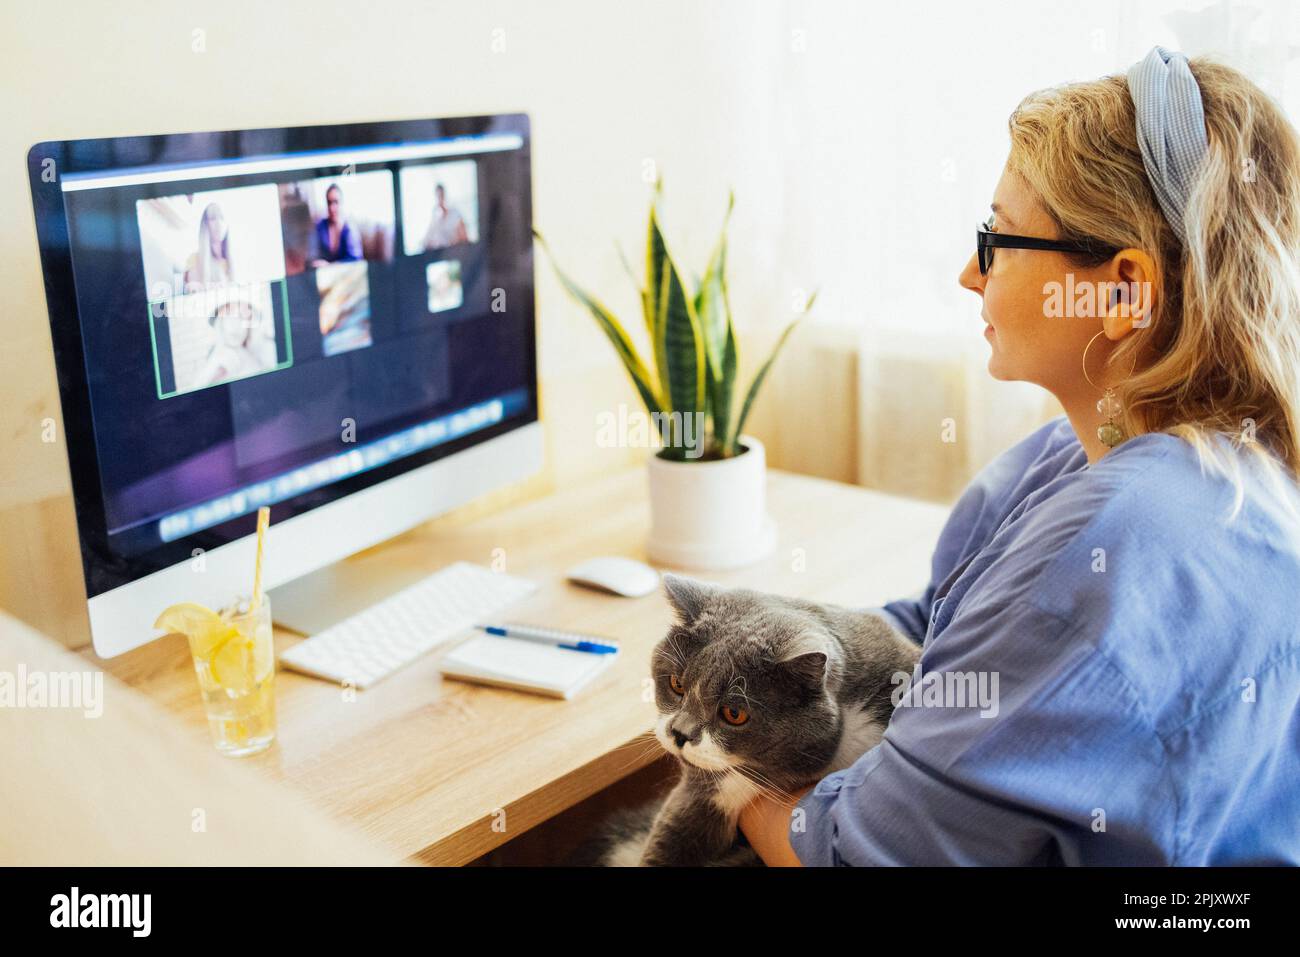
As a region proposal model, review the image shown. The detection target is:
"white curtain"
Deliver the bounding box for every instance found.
[745,0,1300,501]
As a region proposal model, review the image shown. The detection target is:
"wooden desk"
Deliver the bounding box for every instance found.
[84,467,948,865]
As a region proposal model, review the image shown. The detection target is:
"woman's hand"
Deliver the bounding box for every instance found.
[738,784,815,867]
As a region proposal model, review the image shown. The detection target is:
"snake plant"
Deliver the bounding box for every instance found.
[534,185,814,461]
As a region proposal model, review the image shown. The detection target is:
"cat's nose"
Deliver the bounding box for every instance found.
[669,722,699,749]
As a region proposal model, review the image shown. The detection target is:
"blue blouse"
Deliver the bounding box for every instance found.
[792,415,1300,865]
[314,218,362,263]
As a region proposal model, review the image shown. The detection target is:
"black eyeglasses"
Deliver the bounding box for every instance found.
[976,219,1114,275]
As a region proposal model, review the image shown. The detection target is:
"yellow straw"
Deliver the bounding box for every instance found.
[250,506,270,615]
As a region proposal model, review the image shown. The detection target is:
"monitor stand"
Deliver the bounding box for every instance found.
[268,554,445,637]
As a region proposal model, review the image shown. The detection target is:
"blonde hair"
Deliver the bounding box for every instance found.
[1007,58,1300,518]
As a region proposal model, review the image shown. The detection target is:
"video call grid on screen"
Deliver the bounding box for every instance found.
[132,157,483,399]
[42,120,536,582]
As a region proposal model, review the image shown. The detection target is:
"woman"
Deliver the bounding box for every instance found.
[739,48,1300,865]
[311,183,363,267]
[184,202,235,288]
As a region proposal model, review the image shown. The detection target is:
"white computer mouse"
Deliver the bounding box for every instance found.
[565,557,661,598]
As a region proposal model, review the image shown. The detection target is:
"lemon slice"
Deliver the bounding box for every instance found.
[154,602,236,659]
[251,629,274,684]
[156,601,273,695]
[154,601,221,635]
[210,634,256,694]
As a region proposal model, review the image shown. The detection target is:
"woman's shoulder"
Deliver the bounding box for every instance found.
[940,427,1300,743]
[1005,427,1300,678]
[973,414,1081,493]
[963,413,1095,526]
[936,415,1084,556]
[1024,425,1300,557]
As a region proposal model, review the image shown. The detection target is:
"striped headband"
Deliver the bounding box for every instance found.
[1126,46,1209,243]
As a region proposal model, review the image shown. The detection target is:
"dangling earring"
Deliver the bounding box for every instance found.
[1082,331,1132,448]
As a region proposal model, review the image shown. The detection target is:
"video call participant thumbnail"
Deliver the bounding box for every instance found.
[279,171,396,276]
[400,160,480,255]
[423,183,469,249]
[315,183,362,265]
[316,261,373,358]
[137,184,286,299]
[156,282,283,397]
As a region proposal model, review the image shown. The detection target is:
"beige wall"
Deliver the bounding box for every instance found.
[0,0,1074,647]
[0,0,796,645]
[0,0,793,506]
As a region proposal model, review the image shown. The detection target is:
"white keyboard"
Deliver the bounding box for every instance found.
[278,562,537,688]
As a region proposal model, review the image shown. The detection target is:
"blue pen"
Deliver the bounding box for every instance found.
[476,624,620,655]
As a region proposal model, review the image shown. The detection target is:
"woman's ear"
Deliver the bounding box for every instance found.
[1103,248,1158,338]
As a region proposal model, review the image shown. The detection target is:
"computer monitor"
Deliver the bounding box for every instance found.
[27,113,541,657]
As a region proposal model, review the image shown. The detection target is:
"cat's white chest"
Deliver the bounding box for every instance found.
[710,770,757,818]
[828,706,885,772]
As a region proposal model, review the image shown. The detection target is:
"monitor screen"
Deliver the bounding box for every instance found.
[28,114,537,600]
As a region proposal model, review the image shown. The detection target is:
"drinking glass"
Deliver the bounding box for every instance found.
[188,595,277,757]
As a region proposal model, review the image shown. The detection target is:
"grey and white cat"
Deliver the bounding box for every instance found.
[590,574,920,867]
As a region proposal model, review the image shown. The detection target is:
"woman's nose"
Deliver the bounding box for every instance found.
[959,253,985,295]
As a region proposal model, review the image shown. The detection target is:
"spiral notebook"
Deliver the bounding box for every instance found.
[438,633,618,699]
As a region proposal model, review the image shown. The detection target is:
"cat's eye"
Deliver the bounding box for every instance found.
[720,705,749,726]
[668,674,686,695]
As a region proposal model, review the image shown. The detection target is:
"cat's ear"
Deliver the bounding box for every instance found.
[662,574,714,624]
[778,651,828,690]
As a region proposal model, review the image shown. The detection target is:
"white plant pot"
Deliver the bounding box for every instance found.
[646,434,776,571]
